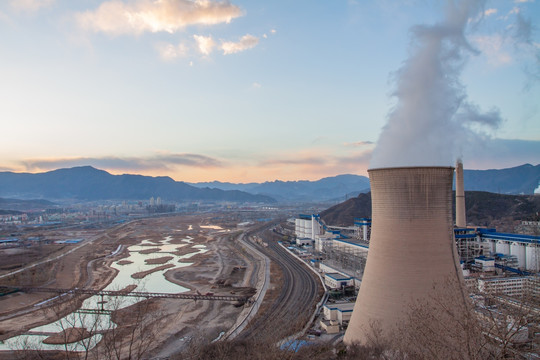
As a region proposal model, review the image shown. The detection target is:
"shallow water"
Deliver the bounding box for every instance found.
[0,232,207,352]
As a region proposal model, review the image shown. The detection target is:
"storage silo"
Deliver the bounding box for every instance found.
[344,166,468,345]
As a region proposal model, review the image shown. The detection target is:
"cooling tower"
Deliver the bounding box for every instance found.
[455,160,466,228]
[344,167,467,345]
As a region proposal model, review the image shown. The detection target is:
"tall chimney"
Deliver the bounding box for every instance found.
[344,167,468,345]
[455,159,466,228]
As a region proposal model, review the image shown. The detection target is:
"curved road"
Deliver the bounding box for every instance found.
[237,224,321,342]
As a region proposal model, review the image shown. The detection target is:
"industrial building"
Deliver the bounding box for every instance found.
[323,302,355,325]
[324,273,354,289]
[476,276,540,298]
[455,227,539,272]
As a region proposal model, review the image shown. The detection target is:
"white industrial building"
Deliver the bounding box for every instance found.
[471,256,496,272]
[456,227,540,272]
[323,302,355,325]
[476,276,540,298]
[320,262,361,288]
[324,273,354,289]
[295,214,323,241]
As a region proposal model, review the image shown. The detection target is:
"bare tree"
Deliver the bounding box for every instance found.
[388,278,540,360]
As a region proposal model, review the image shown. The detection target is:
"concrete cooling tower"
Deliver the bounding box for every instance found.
[344,166,468,345]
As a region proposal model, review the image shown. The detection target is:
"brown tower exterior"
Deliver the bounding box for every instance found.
[455,159,466,228]
[344,167,467,345]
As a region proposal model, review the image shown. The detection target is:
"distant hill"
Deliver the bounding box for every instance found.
[463,191,540,228]
[189,164,540,203]
[190,174,371,202]
[0,198,56,211]
[320,193,372,226]
[320,191,540,230]
[0,166,275,203]
[462,164,540,194]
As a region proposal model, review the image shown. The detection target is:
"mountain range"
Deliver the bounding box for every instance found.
[0,163,538,205]
[190,164,540,202]
[0,166,274,204]
[189,174,371,202]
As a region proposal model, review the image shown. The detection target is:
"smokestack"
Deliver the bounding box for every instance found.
[344,167,468,345]
[455,159,466,228]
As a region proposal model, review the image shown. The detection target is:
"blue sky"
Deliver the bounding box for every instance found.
[1,0,539,182]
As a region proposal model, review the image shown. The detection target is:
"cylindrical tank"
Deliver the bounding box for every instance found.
[344,166,467,345]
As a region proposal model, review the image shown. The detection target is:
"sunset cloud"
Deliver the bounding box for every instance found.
[194,34,215,55]
[344,141,375,147]
[76,0,243,36]
[256,148,373,180]
[156,42,189,60]
[20,153,223,173]
[221,34,258,54]
[10,0,55,12]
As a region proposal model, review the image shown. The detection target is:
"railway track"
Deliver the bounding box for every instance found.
[237,225,321,342]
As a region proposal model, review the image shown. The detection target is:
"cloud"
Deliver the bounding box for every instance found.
[344,141,375,147]
[471,34,513,66]
[76,0,243,36]
[194,34,215,55]
[252,82,262,88]
[455,101,504,129]
[10,0,55,12]
[259,157,326,167]
[20,153,223,173]
[257,148,373,178]
[484,8,497,16]
[509,7,521,15]
[462,138,540,169]
[514,14,532,45]
[156,42,189,60]
[221,34,259,54]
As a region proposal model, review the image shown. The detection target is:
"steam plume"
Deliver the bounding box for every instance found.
[370,0,502,168]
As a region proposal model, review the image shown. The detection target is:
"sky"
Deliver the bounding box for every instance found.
[0,0,539,183]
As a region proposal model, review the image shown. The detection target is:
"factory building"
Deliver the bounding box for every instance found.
[354,218,371,242]
[294,214,323,243]
[323,302,355,325]
[476,276,540,298]
[471,256,495,272]
[294,214,351,251]
[478,229,539,272]
[455,227,540,272]
[324,273,354,289]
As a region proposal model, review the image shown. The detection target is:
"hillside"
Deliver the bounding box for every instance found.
[189,164,540,203]
[0,198,56,211]
[0,166,275,203]
[462,163,540,194]
[190,174,371,202]
[320,191,540,231]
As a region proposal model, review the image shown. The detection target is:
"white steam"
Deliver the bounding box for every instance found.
[370,0,503,169]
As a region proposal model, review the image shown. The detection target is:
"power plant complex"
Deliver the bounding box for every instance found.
[291,161,539,350]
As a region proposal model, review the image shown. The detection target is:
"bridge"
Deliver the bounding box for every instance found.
[1,286,252,303]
